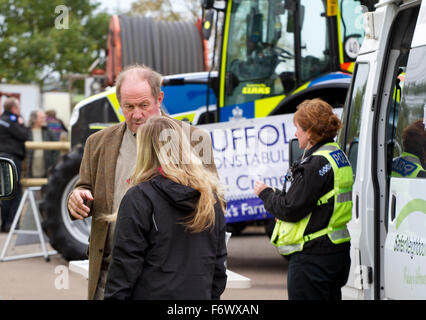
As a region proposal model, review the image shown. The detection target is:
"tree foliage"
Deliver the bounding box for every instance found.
[0,0,110,90]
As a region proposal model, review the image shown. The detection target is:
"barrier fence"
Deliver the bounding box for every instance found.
[21,141,70,187]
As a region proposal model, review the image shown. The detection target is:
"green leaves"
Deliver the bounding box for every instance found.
[0,0,110,89]
[130,0,200,23]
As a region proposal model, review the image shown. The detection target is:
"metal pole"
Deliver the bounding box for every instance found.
[0,189,29,261]
[0,187,57,262]
[28,187,51,261]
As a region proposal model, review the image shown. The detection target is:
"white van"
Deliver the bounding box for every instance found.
[338,0,426,299]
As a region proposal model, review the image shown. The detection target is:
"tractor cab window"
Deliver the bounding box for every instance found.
[224,0,295,106]
[299,0,330,82]
[339,0,365,63]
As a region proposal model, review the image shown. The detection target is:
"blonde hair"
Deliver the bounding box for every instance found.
[107,116,225,233]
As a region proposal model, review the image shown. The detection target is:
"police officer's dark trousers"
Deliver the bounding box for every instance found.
[287,249,351,300]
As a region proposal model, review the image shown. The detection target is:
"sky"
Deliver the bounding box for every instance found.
[95,0,189,15]
[95,0,134,14]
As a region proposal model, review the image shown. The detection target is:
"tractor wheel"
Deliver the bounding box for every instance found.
[40,146,90,261]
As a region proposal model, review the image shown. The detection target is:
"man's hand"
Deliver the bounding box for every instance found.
[68,189,94,220]
[254,180,268,196]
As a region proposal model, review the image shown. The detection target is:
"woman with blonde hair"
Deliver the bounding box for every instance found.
[104,116,227,300]
[254,98,353,300]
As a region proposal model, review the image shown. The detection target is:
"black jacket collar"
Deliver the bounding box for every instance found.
[1,110,16,118]
[304,138,336,158]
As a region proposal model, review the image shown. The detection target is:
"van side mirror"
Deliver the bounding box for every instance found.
[202,0,215,9]
[202,9,215,40]
[225,71,239,96]
[0,157,18,200]
[289,138,303,164]
[280,72,296,93]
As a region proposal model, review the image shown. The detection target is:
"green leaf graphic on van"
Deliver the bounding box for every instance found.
[396,199,426,229]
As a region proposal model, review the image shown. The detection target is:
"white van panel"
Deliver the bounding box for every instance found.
[411,1,426,48]
[384,178,426,299]
[343,56,379,300]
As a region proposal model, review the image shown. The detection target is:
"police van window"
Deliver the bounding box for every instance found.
[339,62,369,177]
[390,46,426,179]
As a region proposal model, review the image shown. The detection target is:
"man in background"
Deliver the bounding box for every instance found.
[0,97,28,232]
[26,110,59,178]
[45,109,68,141]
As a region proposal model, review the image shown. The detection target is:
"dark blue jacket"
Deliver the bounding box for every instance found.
[259,138,350,255]
[0,111,28,160]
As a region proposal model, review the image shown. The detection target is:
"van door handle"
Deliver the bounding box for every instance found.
[391,195,396,221]
[355,194,359,219]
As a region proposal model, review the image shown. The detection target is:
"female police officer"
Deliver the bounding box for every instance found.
[254,98,353,300]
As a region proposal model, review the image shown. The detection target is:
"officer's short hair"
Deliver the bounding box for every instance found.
[3,97,19,112]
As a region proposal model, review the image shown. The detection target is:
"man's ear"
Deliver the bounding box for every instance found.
[157,91,164,105]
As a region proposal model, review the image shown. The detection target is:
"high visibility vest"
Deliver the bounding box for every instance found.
[391,152,424,178]
[271,143,354,255]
